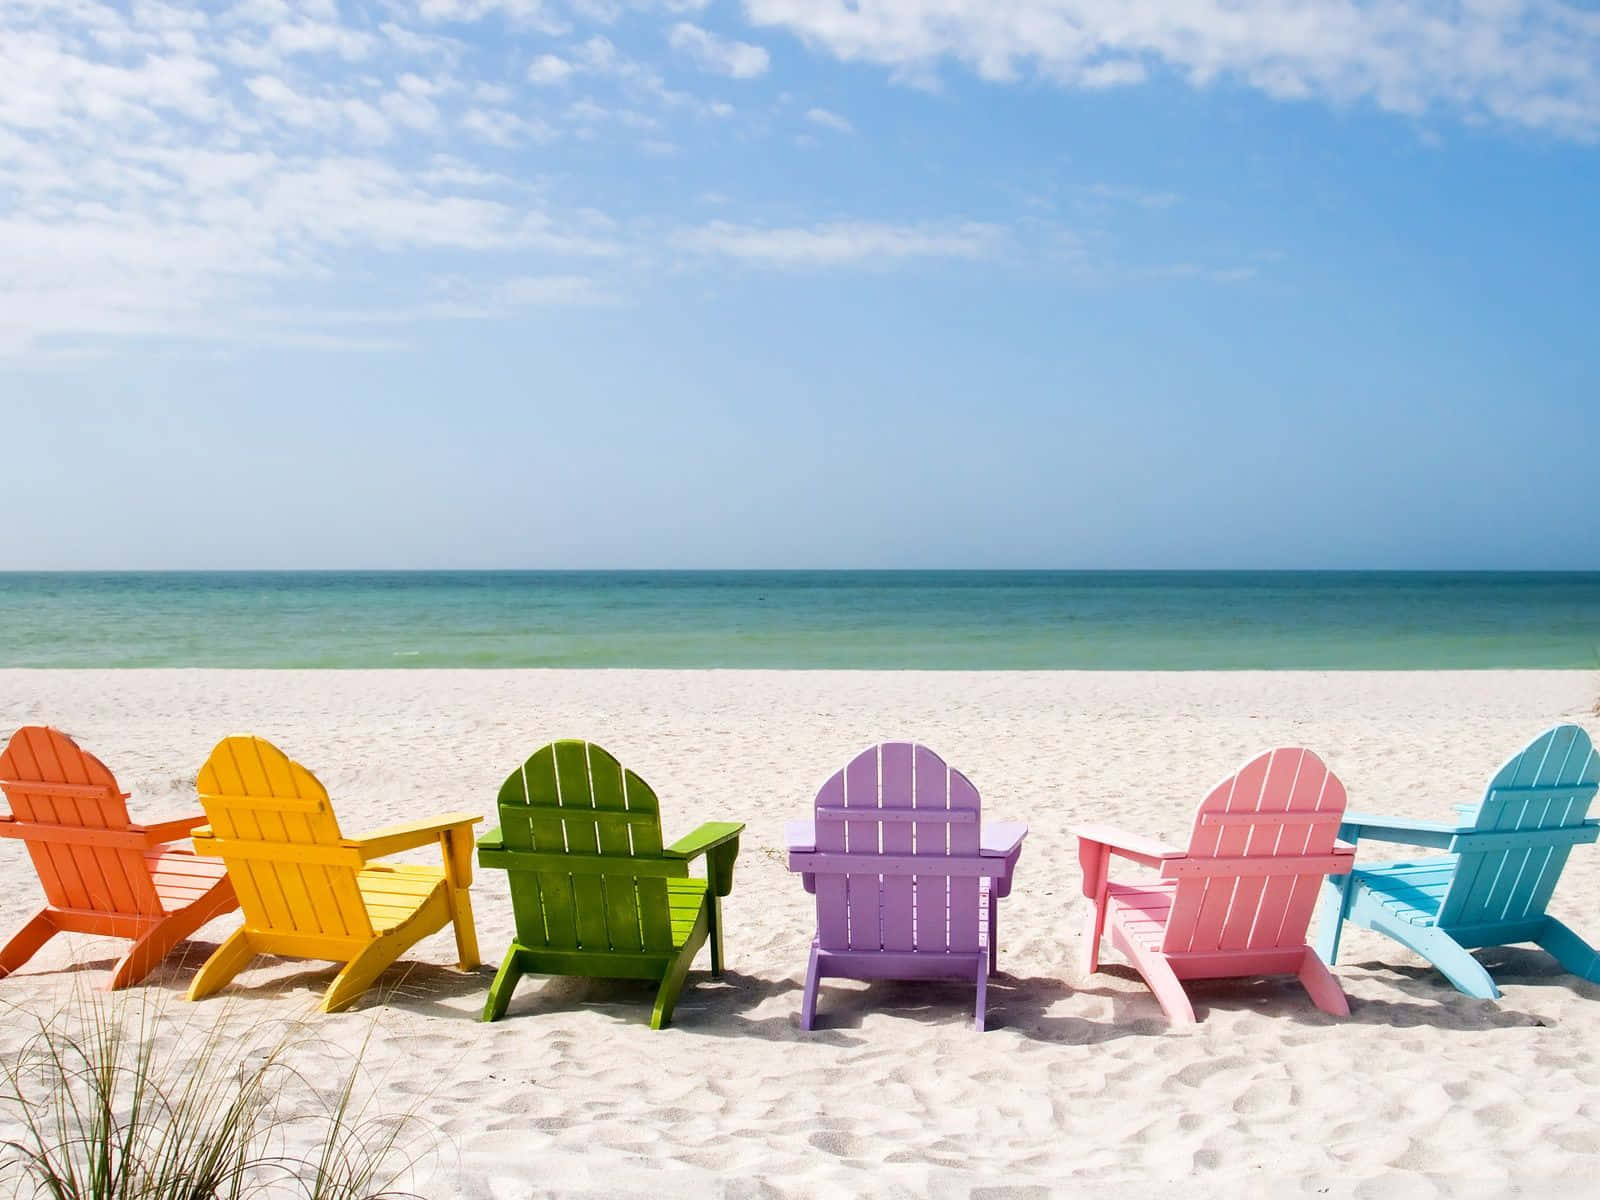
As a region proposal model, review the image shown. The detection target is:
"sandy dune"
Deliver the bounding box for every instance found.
[1,669,1597,1198]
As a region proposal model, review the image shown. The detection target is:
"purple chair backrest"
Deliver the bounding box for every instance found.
[812,743,983,955]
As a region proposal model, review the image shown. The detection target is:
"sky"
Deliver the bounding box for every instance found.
[1,0,1597,570]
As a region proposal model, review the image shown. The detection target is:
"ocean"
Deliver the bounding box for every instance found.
[2,571,1597,670]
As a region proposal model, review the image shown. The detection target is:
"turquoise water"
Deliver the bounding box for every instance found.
[0,571,1597,669]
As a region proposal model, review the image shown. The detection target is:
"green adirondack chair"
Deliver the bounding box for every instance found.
[477,740,743,1029]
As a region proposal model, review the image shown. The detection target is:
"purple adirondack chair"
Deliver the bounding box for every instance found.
[786,743,1027,1031]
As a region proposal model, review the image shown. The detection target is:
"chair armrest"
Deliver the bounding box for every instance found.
[140,815,209,846]
[785,818,816,853]
[1074,823,1184,867]
[347,813,483,861]
[665,821,744,897]
[980,821,1028,858]
[1339,811,1465,851]
[477,826,505,852]
[665,821,745,860]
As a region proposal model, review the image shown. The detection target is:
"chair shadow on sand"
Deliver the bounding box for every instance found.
[14,937,1591,1042]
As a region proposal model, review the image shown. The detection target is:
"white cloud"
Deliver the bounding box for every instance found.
[0,0,630,357]
[461,106,554,145]
[674,220,1007,265]
[668,22,770,79]
[743,0,1600,139]
[528,52,573,84]
[804,105,853,133]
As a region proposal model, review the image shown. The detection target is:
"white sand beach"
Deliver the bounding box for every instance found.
[1,668,1597,1199]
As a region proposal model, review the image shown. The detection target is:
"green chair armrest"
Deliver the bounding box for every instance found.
[665,821,744,896]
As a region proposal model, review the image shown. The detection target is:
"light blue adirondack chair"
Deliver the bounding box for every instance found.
[1317,724,1600,998]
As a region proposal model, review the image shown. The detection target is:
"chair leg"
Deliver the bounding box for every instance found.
[482,948,527,1022]
[110,921,183,991]
[1122,937,1196,1025]
[1371,914,1501,1000]
[1316,876,1354,966]
[447,885,480,971]
[322,932,415,1013]
[0,910,58,979]
[987,890,998,975]
[187,928,257,1002]
[109,881,237,991]
[1081,903,1105,976]
[707,895,725,977]
[799,942,822,1031]
[650,943,696,1030]
[974,955,989,1032]
[1535,917,1600,983]
[1297,947,1350,1016]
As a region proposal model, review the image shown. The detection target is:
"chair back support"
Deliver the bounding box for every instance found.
[196,736,372,940]
[811,742,984,956]
[1161,747,1349,955]
[1437,724,1599,928]
[495,740,679,955]
[0,726,163,917]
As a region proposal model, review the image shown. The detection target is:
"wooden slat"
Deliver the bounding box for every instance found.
[589,744,643,954]
[624,765,673,954]
[525,744,579,950]
[912,743,950,953]
[791,851,1013,878]
[1200,810,1343,828]
[1161,853,1354,879]
[556,741,610,952]
[813,767,849,951]
[878,742,915,953]
[946,766,982,954]
[816,806,976,824]
[0,822,147,850]
[0,780,127,800]
[194,838,365,868]
[505,805,659,825]
[844,745,880,951]
[198,792,329,814]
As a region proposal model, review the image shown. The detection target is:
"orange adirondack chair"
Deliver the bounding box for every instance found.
[0,726,237,989]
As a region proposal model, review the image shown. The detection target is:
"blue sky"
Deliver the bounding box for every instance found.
[2,0,1597,569]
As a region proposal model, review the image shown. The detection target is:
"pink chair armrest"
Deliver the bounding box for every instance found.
[1073,823,1184,867]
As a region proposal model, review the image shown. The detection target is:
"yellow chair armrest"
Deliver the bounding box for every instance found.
[346,812,483,861]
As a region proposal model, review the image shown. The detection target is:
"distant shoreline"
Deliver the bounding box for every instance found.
[2,571,1597,670]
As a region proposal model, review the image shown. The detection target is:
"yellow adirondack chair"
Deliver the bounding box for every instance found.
[186,735,481,1012]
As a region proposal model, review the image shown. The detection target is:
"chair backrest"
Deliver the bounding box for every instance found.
[1436,724,1599,929]
[1160,747,1348,956]
[811,742,984,957]
[495,740,679,956]
[0,725,164,917]
[196,736,373,941]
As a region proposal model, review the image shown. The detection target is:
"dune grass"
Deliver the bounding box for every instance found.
[0,988,432,1200]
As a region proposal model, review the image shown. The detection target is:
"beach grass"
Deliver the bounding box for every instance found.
[0,987,429,1200]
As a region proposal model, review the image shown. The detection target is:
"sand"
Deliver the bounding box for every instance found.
[1,669,1597,1198]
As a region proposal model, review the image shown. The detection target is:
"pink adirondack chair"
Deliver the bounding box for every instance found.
[786,743,1027,1031]
[1076,747,1354,1025]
